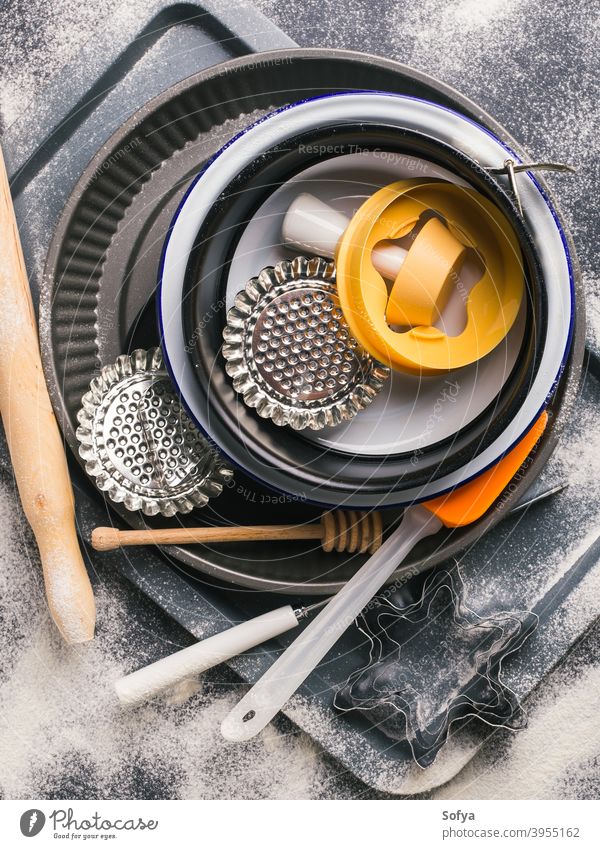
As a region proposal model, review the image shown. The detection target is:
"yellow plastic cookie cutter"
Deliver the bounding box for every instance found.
[335,180,525,375]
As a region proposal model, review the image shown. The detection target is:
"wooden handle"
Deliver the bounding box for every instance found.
[0,145,95,643]
[92,510,383,555]
[92,524,324,551]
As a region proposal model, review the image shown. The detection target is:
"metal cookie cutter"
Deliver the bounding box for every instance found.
[334,566,538,768]
[76,348,232,516]
[222,256,390,431]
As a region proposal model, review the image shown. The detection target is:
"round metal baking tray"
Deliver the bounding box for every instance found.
[40,48,584,593]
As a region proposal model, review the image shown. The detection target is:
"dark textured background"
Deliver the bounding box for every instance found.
[0,0,598,800]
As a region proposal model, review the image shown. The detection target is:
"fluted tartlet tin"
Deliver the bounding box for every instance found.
[76,348,232,517]
[222,256,389,431]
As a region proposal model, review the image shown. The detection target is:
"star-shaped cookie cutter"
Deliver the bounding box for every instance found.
[334,566,538,768]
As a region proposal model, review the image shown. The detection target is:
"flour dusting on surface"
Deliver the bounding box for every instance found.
[0,0,143,131]
[0,471,339,799]
[435,633,600,800]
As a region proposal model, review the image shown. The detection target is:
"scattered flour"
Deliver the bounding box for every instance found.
[0,0,147,132]
[0,469,336,800]
[434,633,600,799]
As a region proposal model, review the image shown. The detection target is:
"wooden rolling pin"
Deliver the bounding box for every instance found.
[92,510,383,555]
[0,144,95,643]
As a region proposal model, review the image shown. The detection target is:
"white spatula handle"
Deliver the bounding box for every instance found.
[221,506,441,742]
[115,605,299,706]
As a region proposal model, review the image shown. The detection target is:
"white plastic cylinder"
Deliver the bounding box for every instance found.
[282,193,349,257]
[115,605,300,706]
[282,193,407,276]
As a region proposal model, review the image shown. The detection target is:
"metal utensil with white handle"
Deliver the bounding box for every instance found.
[115,602,326,706]
[221,414,548,742]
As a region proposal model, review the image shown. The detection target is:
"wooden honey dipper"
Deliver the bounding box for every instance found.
[92,510,383,554]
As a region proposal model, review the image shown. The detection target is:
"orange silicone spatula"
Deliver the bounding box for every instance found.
[221,413,548,742]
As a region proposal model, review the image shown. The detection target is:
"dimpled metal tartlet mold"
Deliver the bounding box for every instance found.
[222,256,390,430]
[76,348,232,517]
